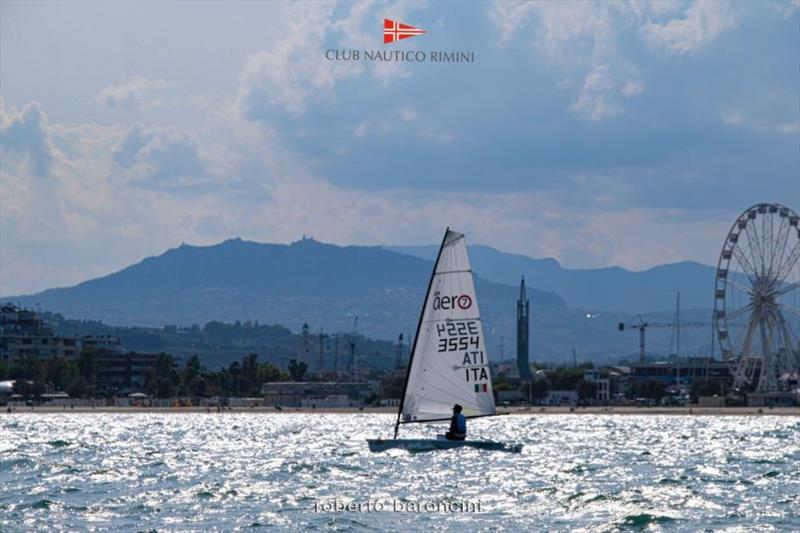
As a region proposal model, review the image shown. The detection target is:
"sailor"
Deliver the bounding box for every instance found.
[445,404,466,441]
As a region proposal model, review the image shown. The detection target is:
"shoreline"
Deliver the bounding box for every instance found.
[3,405,799,416]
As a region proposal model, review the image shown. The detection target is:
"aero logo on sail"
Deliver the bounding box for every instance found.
[384,18,425,44]
[433,294,472,310]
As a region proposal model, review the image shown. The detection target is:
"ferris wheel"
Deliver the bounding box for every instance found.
[714,203,800,393]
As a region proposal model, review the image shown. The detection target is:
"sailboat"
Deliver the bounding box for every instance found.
[367,228,522,453]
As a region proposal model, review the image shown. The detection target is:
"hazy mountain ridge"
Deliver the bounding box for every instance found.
[6,237,566,340]
[387,244,718,313]
[5,238,718,362]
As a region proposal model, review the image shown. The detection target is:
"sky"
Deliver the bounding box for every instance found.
[1,0,799,296]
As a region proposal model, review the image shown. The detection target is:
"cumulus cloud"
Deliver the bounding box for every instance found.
[113,122,154,168]
[1,103,138,295]
[645,0,686,18]
[0,101,56,177]
[621,81,644,97]
[97,77,176,110]
[399,108,419,122]
[490,1,745,120]
[332,1,416,86]
[572,60,646,121]
[347,106,453,142]
[353,121,368,137]
[0,101,272,295]
[104,116,277,201]
[775,0,800,19]
[238,1,420,121]
[238,2,342,118]
[139,130,204,184]
[569,64,620,121]
[2,2,795,298]
[112,124,211,190]
[489,1,537,46]
[722,112,800,134]
[491,1,645,121]
[642,1,737,54]
[0,98,753,298]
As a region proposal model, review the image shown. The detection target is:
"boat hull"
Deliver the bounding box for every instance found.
[366,438,522,453]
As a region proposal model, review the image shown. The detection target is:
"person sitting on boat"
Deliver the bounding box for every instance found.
[445,404,467,440]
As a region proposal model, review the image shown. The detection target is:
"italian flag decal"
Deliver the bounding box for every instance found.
[474,383,488,393]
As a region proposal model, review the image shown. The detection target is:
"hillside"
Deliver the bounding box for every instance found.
[388,244,718,313]
[7,237,565,343]
[5,238,717,362]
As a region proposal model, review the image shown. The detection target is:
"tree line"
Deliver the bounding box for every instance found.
[0,351,313,399]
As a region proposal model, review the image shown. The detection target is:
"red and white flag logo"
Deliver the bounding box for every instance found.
[383,18,425,44]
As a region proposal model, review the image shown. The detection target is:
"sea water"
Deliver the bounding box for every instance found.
[1,413,798,531]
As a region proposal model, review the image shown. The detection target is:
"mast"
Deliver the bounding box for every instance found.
[516,276,532,380]
[333,334,338,373]
[676,291,681,358]
[393,227,450,439]
[676,291,681,386]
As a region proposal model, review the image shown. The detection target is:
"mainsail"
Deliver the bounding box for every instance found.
[399,229,496,423]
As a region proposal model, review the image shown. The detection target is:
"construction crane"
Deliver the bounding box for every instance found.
[618,315,708,363]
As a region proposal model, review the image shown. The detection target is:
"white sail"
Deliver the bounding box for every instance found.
[401,230,496,422]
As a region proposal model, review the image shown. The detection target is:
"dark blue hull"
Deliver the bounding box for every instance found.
[367,438,522,453]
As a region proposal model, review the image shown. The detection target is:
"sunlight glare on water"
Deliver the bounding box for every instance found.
[1,413,799,531]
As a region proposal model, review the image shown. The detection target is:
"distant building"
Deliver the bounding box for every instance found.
[81,335,123,353]
[697,395,725,407]
[595,380,610,403]
[300,395,352,408]
[516,276,533,380]
[628,358,732,387]
[547,390,578,405]
[299,323,311,367]
[93,351,160,394]
[261,381,376,407]
[497,389,523,403]
[583,370,610,403]
[0,304,79,363]
[379,398,401,407]
[746,391,798,407]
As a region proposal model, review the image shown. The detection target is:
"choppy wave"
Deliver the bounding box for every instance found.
[1,413,799,531]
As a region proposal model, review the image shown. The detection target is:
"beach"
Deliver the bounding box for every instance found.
[5,405,799,416]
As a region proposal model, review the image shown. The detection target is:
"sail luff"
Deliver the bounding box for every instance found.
[393,227,451,439]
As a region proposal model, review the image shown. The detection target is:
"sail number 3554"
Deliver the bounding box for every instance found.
[436,321,480,352]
